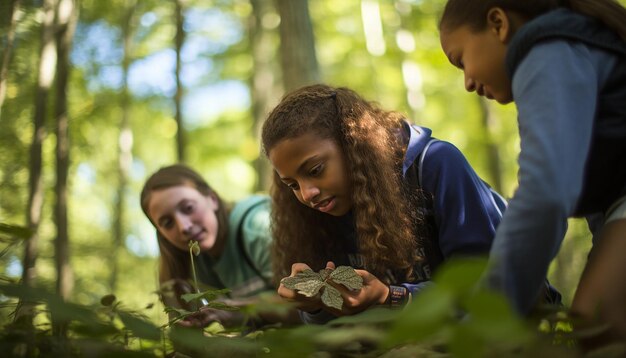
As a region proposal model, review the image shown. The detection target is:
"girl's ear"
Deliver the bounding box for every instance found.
[486,7,512,43]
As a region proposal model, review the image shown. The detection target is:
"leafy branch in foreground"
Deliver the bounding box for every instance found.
[156,241,241,328]
[188,241,201,295]
[280,266,363,310]
[160,286,239,328]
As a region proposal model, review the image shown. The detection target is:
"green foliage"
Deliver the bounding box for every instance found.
[0,282,163,356]
[0,281,263,357]
[281,266,364,310]
[383,259,536,357]
[0,258,610,357]
[0,223,31,261]
[0,223,32,242]
[258,259,582,357]
[179,288,231,305]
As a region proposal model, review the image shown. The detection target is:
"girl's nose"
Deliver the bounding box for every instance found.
[175,215,193,235]
[465,75,476,92]
[300,182,321,203]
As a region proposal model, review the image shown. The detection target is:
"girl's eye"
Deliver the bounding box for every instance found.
[309,164,324,176]
[286,182,300,191]
[160,218,174,230]
[182,203,194,214]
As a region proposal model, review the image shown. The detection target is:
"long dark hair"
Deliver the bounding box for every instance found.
[439,0,626,42]
[261,84,424,284]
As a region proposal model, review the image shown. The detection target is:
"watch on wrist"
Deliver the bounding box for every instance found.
[388,285,408,309]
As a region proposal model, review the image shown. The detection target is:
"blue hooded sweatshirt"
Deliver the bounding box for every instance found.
[400,122,507,294]
[299,123,511,324]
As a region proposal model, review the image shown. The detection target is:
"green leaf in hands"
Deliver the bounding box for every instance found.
[321,285,343,310]
[330,266,364,291]
[280,266,362,310]
[281,269,321,290]
[294,280,325,297]
[319,268,333,280]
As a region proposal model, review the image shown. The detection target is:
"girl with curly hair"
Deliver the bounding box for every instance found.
[261,84,531,324]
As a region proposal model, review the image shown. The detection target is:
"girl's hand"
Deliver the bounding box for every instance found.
[324,261,389,316]
[177,307,244,328]
[277,262,325,313]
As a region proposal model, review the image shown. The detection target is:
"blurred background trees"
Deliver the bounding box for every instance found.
[1,0,621,327]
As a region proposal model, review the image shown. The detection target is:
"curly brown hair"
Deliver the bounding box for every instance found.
[261,84,425,284]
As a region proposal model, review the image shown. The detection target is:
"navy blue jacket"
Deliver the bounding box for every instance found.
[300,123,511,324]
[399,123,507,293]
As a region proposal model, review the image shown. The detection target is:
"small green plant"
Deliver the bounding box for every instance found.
[280,266,363,310]
[188,241,201,294]
[158,241,240,327]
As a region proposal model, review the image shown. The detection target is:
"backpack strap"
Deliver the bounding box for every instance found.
[417,138,439,187]
[403,137,444,276]
[235,200,271,287]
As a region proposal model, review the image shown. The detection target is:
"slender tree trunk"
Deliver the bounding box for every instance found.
[0,0,22,120]
[360,0,385,97]
[110,0,136,293]
[478,97,503,193]
[16,0,58,325]
[54,0,78,308]
[274,0,319,92]
[174,0,186,163]
[394,0,423,122]
[249,0,279,191]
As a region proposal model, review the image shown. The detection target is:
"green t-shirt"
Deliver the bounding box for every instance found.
[194,195,273,298]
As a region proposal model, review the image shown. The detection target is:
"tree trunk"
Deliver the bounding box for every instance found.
[249,0,279,191]
[16,0,58,325]
[174,0,186,163]
[393,0,423,122]
[54,0,78,310]
[274,0,319,92]
[110,0,136,293]
[0,0,22,120]
[478,97,503,193]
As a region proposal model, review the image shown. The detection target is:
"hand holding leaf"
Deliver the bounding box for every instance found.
[280,266,363,310]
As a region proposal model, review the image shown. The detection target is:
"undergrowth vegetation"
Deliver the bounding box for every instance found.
[1,223,621,357]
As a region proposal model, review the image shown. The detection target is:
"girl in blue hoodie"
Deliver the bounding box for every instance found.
[261,84,547,324]
[438,0,626,343]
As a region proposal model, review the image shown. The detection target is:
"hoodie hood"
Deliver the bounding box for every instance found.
[402,121,432,177]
